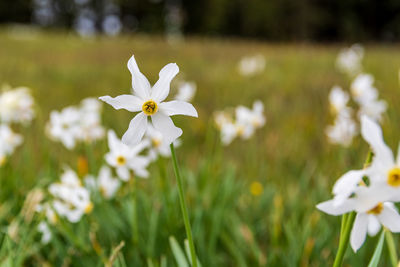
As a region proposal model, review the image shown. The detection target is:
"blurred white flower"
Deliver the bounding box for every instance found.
[36,202,58,225]
[0,85,35,124]
[0,124,23,165]
[105,130,150,181]
[46,98,105,149]
[215,101,265,145]
[329,86,350,114]
[100,54,198,146]
[144,125,181,160]
[336,44,364,77]
[350,74,387,122]
[175,81,196,102]
[85,166,121,199]
[37,221,52,244]
[238,55,266,76]
[325,111,357,147]
[49,169,93,223]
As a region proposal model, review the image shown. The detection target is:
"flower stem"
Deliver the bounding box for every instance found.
[385,230,398,267]
[333,211,356,267]
[170,143,198,267]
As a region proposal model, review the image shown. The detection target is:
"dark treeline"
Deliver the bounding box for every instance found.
[1,0,400,41]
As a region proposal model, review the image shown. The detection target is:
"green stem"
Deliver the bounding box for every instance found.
[170,143,198,267]
[385,230,398,267]
[333,212,356,267]
[132,178,139,245]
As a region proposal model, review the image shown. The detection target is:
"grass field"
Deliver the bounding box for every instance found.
[1,30,400,266]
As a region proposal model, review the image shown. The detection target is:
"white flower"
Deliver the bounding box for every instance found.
[36,203,58,225]
[317,199,400,252]
[238,55,266,76]
[329,86,350,114]
[325,111,357,147]
[77,98,105,142]
[236,100,266,131]
[47,107,81,149]
[175,81,196,102]
[336,44,364,76]
[37,222,52,244]
[105,130,150,181]
[0,124,23,156]
[0,85,35,124]
[49,169,93,223]
[85,166,121,199]
[144,125,181,160]
[100,55,198,146]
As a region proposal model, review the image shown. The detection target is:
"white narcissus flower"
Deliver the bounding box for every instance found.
[100,55,198,146]
[97,166,121,199]
[49,169,93,223]
[238,55,266,76]
[0,85,35,124]
[175,81,196,102]
[78,98,105,142]
[47,107,81,150]
[144,125,181,160]
[0,124,23,157]
[105,130,150,181]
[325,111,357,147]
[329,86,350,114]
[336,44,364,77]
[37,221,52,244]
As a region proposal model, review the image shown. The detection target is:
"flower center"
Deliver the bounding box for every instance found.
[388,168,400,187]
[142,100,158,115]
[367,202,383,215]
[152,138,162,148]
[84,202,94,214]
[116,156,126,166]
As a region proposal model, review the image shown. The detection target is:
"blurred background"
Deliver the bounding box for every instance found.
[2,0,400,41]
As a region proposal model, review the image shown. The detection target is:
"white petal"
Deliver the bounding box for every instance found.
[333,169,366,200]
[367,215,381,236]
[117,167,130,181]
[350,213,368,252]
[151,112,182,145]
[107,130,120,151]
[99,95,142,112]
[105,152,117,166]
[360,115,394,166]
[378,203,400,232]
[159,101,198,117]
[122,112,148,146]
[316,199,356,215]
[127,55,151,99]
[151,63,179,102]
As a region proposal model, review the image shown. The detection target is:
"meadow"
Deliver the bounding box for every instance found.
[1,30,400,266]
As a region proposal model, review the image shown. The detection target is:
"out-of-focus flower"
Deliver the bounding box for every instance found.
[100,55,198,146]
[0,124,23,165]
[49,169,93,223]
[175,81,196,102]
[215,101,265,145]
[238,55,266,76]
[318,116,400,252]
[105,130,150,181]
[336,44,364,77]
[325,112,357,147]
[0,85,35,124]
[46,98,105,149]
[350,74,387,122]
[329,86,350,114]
[85,166,120,199]
[37,221,52,244]
[144,125,181,160]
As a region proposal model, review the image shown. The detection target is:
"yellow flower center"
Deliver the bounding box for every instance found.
[116,156,126,166]
[367,202,383,215]
[0,155,6,166]
[142,100,158,115]
[388,168,400,187]
[84,202,94,214]
[237,125,245,136]
[152,138,162,148]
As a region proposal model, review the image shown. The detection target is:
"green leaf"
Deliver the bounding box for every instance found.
[368,230,385,267]
[169,236,188,267]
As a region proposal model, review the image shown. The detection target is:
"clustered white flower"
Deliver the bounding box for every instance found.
[318,116,400,252]
[174,81,196,102]
[46,97,105,149]
[214,100,265,145]
[0,85,35,124]
[336,44,364,77]
[0,85,35,166]
[84,165,121,199]
[326,46,387,147]
[238,54,266,77]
